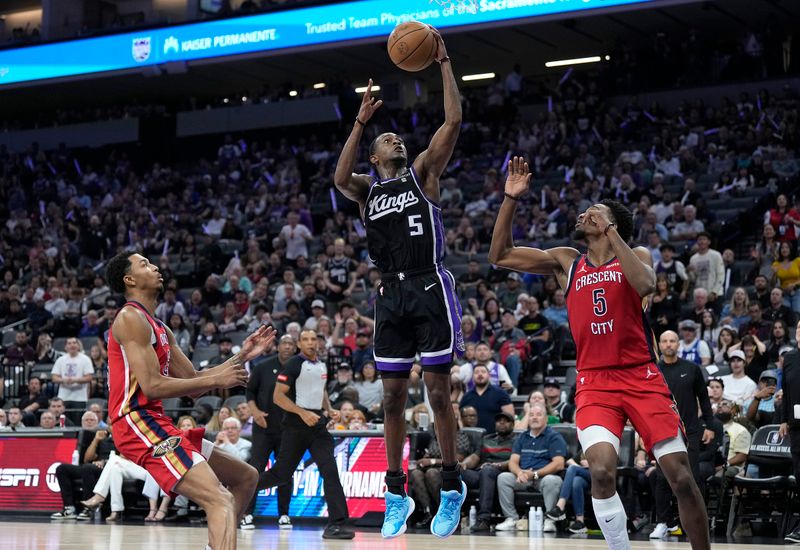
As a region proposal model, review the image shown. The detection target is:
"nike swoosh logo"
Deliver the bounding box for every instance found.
[424,283,437,291]
[605,518,613,523]
[680,373,688,377]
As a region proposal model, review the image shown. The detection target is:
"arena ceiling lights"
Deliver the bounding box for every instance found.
[354,85,380,93]
[461,72,495,81]
[545,55,610,68]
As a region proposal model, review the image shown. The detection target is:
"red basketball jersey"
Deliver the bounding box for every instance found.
[108,301,171,423]
[565,254,656,371]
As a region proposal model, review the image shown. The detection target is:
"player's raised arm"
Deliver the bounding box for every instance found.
[489,157,577,280]
[333,78,383,208]
[413,27,461,197]
[113,307,248,399]
[588,209,656,297]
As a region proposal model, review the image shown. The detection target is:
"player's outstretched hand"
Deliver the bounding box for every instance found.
[427,25,449,62]
[217,356,249,389]
[358,79,383,124]
[239,325,277,363]
[505,156,531,199]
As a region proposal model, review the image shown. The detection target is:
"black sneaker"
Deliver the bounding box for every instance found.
[413,512,433,529]
[785,528,800,544]
[568,520,587,534]
[322,524,355,540]
[470,519,491,532]
[545,506,565,521]
[76,509,93,521]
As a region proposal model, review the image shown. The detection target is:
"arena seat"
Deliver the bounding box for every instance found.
[195,395,223,412]
[727,424,794,537]
[223,395,247,410]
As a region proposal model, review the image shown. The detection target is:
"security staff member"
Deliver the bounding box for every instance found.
[651,330,716,534]
[254,329,354,540]
[241,334,295,530]
[779,321,800,544]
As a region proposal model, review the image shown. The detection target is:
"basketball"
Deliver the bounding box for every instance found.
[387,21,437,72]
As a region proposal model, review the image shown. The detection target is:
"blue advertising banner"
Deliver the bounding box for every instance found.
[0,0,657,86]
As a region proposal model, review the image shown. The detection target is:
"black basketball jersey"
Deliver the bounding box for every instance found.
[326,256,355,286]
[364,168,445,273]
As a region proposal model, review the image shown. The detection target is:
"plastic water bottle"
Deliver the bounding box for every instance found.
[468,505,477,528]
[536,507,544,531]
[528,506,535,533]
[71,450,79,466]
[531,506,543,533]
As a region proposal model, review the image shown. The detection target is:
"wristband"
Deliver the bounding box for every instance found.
[504,192,521,201]
[355,118,365,127]
[439,56,450,63]
[604,223,617,235]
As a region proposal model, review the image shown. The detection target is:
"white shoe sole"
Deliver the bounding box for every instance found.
[382,498,415,539]
[278,523,293,530]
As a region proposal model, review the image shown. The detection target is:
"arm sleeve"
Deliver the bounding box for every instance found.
[276,358,301,386]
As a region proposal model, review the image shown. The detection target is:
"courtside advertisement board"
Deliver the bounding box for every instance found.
[253,435,410,518]
[0,436,77,511]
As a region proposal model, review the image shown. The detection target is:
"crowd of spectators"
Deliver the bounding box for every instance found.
[0,54,799,535]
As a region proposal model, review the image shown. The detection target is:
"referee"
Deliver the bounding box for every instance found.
[240,334,295,530]
[779,321,799,544]
[254,329,354,540]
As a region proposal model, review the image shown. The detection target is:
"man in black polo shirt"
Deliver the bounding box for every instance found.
[459,365,515,433]
[254,329,354,540]
[779,321,800,544]
[240,334,295,530]
[650,330,715,539]
[460,411,516,532]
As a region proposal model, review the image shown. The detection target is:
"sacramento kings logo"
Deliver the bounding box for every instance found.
[151,436,182,458]
[132,37,151,62]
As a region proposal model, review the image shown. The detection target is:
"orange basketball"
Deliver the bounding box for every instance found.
[387,21,437,72]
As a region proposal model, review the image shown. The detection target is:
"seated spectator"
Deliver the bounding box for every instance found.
[772,241,800,313]
[0,409,7,429]
[48,398,75,427]
[454,342,513,392]
[208,336,235,372]
[407,403,430,430]
[50,411,108,520]
[765,288,796,329]
[677,320,711,366]
[515,390,558,429]
[545,447,591,534]
[34,332,62,364]
[462,411,516,532]
[495,403,567,532]
[765,319,792,362]
[169,313,193,357]
[39,411,57,429]
[328,400,355,430]
[542,289,569,328]
[738,302,772,342]
[88,345,108,398]
[353,361,382,417]
[742,369,778,428]
[459,405,479,429]
[50,337,94,424]
[716,400,750,478]
[351,328,374,374]
[720,350,757,405]
[194,321,219,349]
[2,330,35,401]
[730,333,769,382]
[205,405,232,432]
[649,274,681,338]
[327,364,355,404]
[707,378,724,413]
[543,377,574,422]
[459,365,514,433]
[6,407,26,430]
[214,417,252,461]
[235,401,253,437]
[655,244,689,299]
[720,287,750,330]
[19,376,49,424]
[81,450,148,522]
[88,402,108,428]
[348,410,369,431]
[409,424,476,529]
[491,310,527,388]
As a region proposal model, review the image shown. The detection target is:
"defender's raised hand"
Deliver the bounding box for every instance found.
[504,156,532,199]
[239,325,277,363]
[357,78,383,124]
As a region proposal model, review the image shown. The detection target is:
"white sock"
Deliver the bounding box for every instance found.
[592,493,630,550]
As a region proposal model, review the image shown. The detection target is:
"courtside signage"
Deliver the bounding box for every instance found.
[0,0,657,86]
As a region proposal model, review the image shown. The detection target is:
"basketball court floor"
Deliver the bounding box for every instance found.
[0,519,786,550]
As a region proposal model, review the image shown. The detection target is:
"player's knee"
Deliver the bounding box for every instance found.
[588,463,616,493]
[426,386,449,410]
[667,467,696,498]
[241,463,259,487]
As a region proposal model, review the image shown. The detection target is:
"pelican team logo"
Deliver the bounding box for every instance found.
[151,436,182,458]
[132,37,152,62]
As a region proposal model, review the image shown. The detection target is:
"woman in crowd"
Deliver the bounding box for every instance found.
[35,333,62,364]
[649,274,681,338]
[205,405,232,432]
[720,287,750,330]
[698,309,721,352]
[707,378,724,413]
[714,326,740,367]
[460,314,483,344]
[481,297,503,340]
[765,193,798,242]
[752,224,779,280]
[514,390,558,430]
[88,344,108,398]
[169,313,192,357]
[772,241,800,312]
[765,319,792,362]
[354,361,382,417]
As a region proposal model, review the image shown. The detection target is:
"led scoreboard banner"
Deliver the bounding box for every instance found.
[0,0,659,87]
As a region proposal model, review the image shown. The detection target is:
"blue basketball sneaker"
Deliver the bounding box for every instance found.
[430,481,467,538]
[382,492,415,538]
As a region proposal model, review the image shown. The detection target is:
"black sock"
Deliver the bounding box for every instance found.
[385,470,407,498]
[440,463,461,492]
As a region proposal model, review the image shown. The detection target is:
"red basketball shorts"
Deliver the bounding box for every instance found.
[112,409,204,496]
[574,363,684,453]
